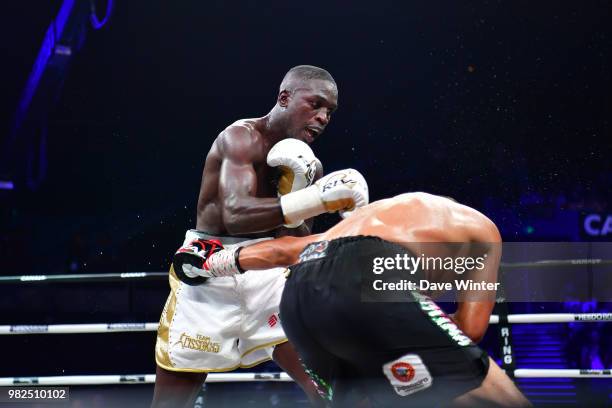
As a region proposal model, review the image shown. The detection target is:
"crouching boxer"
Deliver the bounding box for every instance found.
[152,65,344,408]
[188,192,532,408]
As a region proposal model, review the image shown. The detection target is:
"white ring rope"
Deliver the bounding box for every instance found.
[0,373,293,386]
[2,313,610,335]
[0,369,609,386]
[0,272,167,284]
[1,256,610,284]
[513,369,611,378]
[1,314,609,383]
[0,323,158,335]
[487,312,612,324]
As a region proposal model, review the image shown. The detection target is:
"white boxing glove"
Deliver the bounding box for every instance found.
[267,138,320,195]
[280,168,369,225]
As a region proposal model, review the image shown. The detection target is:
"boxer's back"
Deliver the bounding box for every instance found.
[195,119,277,235]
[321,192,498,255]
[311,192,500,293]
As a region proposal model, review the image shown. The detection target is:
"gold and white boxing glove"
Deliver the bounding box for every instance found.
[267,138,321,195]
[267,138,322,227]
[280,168,369,226]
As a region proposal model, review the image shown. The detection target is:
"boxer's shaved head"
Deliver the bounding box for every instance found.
[280,65,337,93]
[269,65,338,144]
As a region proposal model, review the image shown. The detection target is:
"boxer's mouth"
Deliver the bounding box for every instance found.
[304,127,322,142]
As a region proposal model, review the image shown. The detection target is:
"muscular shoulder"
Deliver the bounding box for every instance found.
[446,198,501,243]
[216,119,264,164]
[391,192,501,242]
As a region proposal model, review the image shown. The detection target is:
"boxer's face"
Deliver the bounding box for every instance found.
[280,79,338,143]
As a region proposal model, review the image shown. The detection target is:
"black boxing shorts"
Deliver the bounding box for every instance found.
[279,236,490,407]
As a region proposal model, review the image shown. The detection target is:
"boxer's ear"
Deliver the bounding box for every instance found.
[278,90,290,108]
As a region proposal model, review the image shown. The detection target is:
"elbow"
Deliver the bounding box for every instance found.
[453,313,488,344]
[462,322,488,344]
[467,330,485,344]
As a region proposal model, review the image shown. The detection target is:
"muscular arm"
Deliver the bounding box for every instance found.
[218,128,285,234]
[238,234,324,269]
[452,220,502,343]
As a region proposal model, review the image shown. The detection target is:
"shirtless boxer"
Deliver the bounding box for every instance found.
[152,65,347,408]
[182,189,532,407]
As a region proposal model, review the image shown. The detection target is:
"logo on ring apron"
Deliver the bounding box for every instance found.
[298,240,329,262]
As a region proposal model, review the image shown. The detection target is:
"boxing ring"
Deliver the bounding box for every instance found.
[0,314,610,386]
[1,260,610,402]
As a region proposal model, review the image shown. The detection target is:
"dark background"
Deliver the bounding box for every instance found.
[1,1,611,407]
[2,0,611,274]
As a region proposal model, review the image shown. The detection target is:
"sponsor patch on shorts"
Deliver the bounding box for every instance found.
[268,314,278,327]
[173,332,221,353]
[382,354,432,396]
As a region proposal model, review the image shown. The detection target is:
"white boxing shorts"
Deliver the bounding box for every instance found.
[155,230,288,372]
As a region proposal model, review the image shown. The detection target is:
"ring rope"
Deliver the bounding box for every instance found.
[1,369,609,386]
[487,313,612,324]
[513,369,611,378]
[1,314,610,335]
[0,323,158,335]
[2,257,611,284]
[499,258,612,269]
[0,272,167,284]
[0,373,292,386]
